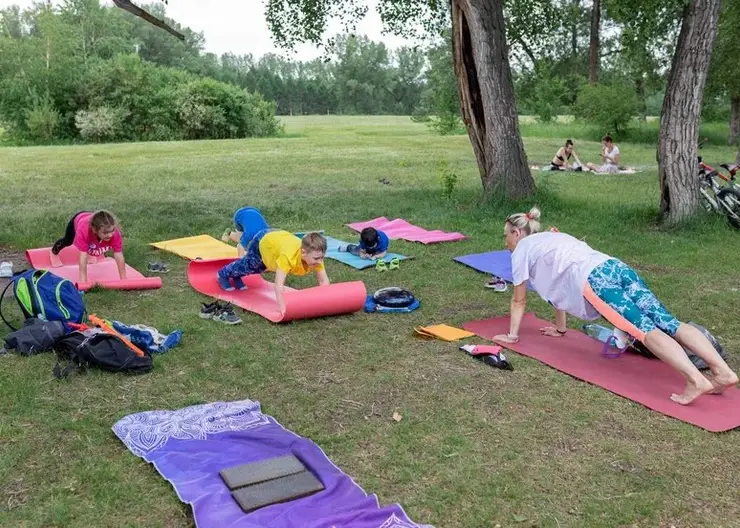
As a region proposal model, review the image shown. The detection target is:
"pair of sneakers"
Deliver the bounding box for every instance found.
[485,276,508,292]
[200,301,242,325]
[376,257,400,272]
[217,273,247,292]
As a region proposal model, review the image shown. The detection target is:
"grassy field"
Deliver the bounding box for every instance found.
[1,115,739,528]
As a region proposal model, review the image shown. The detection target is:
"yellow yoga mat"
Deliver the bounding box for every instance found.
[414,324,475,342]
[151,235,238,260]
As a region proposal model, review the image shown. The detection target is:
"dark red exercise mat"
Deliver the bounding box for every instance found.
[463,313,740,432]
[25,247,162,292]
[187,258,367,323]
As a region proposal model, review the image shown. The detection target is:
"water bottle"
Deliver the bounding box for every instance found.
[583,323,614,343]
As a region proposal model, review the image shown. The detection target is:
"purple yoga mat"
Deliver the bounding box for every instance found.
[113,400,432,528]
[453,250,515,282]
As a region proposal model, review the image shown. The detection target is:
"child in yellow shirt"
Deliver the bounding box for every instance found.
[217,230,329,314]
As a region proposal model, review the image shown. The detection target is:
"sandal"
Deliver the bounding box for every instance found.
[388,257,400,271]
[375,259,388,272]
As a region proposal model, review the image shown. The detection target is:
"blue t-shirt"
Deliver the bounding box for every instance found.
[359,230,389,255]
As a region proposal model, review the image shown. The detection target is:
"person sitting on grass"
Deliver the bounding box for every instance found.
[217,230,329,315]
[493,206,738,406]
[339,227,389,260]
[50,210,126,285]
[550,139,582,171]
[586,135,620,173]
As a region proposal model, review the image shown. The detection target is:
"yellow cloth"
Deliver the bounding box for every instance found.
[150,235,237,260]
[259,230,325,276]
[414,324,475,342]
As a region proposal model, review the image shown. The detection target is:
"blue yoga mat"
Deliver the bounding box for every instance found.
[324,236,410,270]
[453,250,534,290]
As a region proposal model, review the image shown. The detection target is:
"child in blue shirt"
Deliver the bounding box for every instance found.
[340,227,389,260]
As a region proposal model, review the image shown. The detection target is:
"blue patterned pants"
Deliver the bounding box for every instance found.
[218,229,268,279]
[585,259,680,341]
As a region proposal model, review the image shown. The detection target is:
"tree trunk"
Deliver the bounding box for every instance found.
[635,76,646,120]
[588,0,600,84]
[451,0,534,197]
[729,96,740,147]
[571,0,578,58]
[657,0,720,225]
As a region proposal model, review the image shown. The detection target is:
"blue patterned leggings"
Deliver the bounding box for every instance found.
[584,259,681,341]
[218,229,269,279]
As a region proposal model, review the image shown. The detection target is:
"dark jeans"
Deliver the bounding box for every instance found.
[345,244,362,256]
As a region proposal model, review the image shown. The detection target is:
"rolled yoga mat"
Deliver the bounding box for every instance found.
[25,247,162,292]
[463,313,740,432]
[188,258,367,323]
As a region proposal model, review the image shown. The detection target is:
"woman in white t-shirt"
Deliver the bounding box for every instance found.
[586,135,620,173]
[493,207,737,405]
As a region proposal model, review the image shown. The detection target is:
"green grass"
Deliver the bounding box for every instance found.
[1,115,740,528]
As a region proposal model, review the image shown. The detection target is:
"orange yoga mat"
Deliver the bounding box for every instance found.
[188,258,367,323]
[26,246,162,292]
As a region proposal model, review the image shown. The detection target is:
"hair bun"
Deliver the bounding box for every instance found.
[527,207,541,221]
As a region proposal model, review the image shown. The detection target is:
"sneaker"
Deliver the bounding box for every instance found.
[388,257,400,271]
[147,262,169,274]
[337,244,348,252]
[213,304,242,325]
[375,259,388,272]
[485,277,508,292]
[232,276,247,291]
[217,272,235,291]
[200,301,222,319]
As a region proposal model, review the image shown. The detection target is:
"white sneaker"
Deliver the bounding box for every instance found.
[0,262,12,278]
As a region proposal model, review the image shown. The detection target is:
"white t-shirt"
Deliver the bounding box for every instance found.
[604,145,620,165]
[511,232,611,320]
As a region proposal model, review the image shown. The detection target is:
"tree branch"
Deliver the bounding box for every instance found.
[111,0,185,40]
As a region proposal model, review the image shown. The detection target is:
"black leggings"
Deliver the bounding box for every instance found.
[52,211,88,255]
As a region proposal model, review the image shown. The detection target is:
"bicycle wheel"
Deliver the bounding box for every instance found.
[717,187,740,229]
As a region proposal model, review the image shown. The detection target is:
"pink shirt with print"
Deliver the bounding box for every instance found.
[73,213,123,256]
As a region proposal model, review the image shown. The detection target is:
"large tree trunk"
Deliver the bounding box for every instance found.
[588,0,600,84]
[451,0,534,197]
[571,0,578,58]
[657,0,720,225]
[729,96,740,147]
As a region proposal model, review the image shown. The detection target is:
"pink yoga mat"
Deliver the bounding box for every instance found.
[26,247,162,292]
[347,217,467,244]
[463,313,740,432]
[188,258,367,323]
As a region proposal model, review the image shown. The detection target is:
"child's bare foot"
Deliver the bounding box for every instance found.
[708,369,739,395]
[670,376,714,405]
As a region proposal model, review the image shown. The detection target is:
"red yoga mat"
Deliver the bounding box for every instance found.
[187,258,367,323]
[26,247,162,292]
[463,313,740,432]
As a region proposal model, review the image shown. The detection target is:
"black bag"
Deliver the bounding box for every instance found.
[3,317,65,356]
[53,330,153,378]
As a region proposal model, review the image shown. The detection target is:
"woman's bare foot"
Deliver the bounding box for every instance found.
[707,369,739,395]
[670,376,714,405]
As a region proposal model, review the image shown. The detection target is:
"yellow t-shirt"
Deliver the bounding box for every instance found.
[258,230,325,276]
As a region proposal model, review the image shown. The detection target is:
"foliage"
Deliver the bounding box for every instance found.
[574,82,639,136]
[25,96,61,142]
[438,159,458,199]
[75,106,126,142]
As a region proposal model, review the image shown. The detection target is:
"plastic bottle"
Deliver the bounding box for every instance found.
[583,323,614,343]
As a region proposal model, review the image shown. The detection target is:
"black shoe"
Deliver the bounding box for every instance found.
[200,301,223,319]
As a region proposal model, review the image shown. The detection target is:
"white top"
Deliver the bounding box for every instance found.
[604,145,620,165]
[511,232,611,320]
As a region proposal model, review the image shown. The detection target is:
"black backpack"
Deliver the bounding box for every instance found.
[53,330,153,378]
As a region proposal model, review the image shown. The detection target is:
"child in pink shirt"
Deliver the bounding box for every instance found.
[51,211,127,284]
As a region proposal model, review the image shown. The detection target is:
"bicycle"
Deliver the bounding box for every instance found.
[697,139,740,229]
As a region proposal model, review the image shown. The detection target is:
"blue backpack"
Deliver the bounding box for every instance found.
[1,269,85,331]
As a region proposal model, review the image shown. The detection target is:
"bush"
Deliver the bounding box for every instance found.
[25,98,61,142]
[575,83,639,136]
[75,106,125,142]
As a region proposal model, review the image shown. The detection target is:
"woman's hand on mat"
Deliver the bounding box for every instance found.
[494,333,519,344]
[540,326,565,337]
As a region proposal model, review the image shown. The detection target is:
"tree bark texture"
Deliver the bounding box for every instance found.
[451,0,535,197]
[729,96,740,147]
[588,0,600,84]
[658,0,720,225]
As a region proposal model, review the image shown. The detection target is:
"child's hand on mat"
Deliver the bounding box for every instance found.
[494,333,519,344]
[540,326,564,337]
